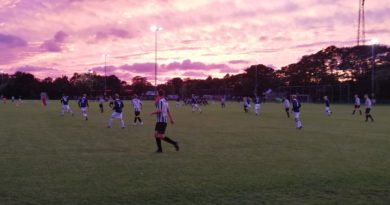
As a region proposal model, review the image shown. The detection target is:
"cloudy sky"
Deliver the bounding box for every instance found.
[0,0,389,82]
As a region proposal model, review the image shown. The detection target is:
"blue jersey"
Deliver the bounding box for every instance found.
[61,96,69,105]
[254,97,261,104]
[110,99,124,113]
[325,99,330,107]
[292,99,301,112]
[191,97,197,104]
[78,97,89,108]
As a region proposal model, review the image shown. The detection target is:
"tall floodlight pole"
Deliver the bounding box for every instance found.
[88,69,94,96]
[255,59,259,96]
[150,25,162,94]
[102,54,109,96]
[370,38,379,97]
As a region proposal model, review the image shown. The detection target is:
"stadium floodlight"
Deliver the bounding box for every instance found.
[150,25,162,94]
[370,38,379,97]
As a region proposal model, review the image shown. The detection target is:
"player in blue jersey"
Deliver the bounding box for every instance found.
[191,95,202,113]
[254,96,261,116]
[324,96,332,116]
[292,95,303,129]
[107,94,125,128]
[78,94,89,120]
[151,90,179,153]
[60,94,74,116]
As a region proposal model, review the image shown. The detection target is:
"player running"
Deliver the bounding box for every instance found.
[243,97,250,113]
[107,94,125,128]
[78,94,89,120]
[132,95,143,125]
[191,95,202,113]
[292,95,303,129]
[283,97,290,118]
[98,96,105,113]
[324,96,332,116]
[151,90,180,153]
[60,94,74,116]
[221,96,226,108]
[254,96,261,116]
[352,94,362,115]
[364,94,374,122]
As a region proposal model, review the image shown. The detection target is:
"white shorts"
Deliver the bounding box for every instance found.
[80,107,87,112]
[255,104,260,110]
[111,112,123,119]
[62,105,70,110]
[325,107,331,112]
[293,112,300,119]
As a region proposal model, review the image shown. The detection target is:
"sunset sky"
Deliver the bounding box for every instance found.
[0,0,389,83]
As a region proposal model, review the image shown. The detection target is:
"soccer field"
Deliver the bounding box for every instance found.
[0,101,389,205]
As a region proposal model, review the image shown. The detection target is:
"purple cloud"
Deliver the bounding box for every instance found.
[182,71,207,77]
[0,33,27,48]
[96,28,131,40]
[164,59,231,71]
[229,60,250,64]
[15,65,57,72]
[40,31,69,52]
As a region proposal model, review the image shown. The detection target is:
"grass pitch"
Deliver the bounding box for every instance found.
[0,100,389,205]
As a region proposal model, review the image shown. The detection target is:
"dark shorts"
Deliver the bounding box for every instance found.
[365,108,371,114]
[155,122,167,134]
[135,111,140,116]
[285,108,290,112]
[99,104,103,108]
[355,105,360,108]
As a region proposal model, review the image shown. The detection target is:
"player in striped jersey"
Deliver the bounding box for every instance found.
[107,94,125,128]
[352,94,362,115]
[364,94,374,122]
[324,96,332,116]
[132,95,143,125]
[151,90,179,153]
[283,97,290,118]
[60,94,74,116]
[78,94,89,120]
[292,95,303,129]
[254,96,261,116]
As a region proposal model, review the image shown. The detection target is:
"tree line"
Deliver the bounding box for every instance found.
[1,45,389,101]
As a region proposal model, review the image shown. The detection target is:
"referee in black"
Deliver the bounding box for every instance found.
[151,90,180,153]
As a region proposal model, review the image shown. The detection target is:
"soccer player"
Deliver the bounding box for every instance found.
[221,96,226,108]
[107,93,125,128]
[292,95,303,129]
[352,94,362,115]
[243,97,249,113]
[151,90,180,153]
[364,94,374,122]
[191,95,202,113]
[283,97,290,118]
[78,94,89,120]
[60,94,74,116]
[98,96,105,113]
[132,94,143,125]
[175,98,181,108]
[254,96,261,116]
[324,96,332,116]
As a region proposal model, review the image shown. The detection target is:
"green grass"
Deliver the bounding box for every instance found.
[0,100,390,205]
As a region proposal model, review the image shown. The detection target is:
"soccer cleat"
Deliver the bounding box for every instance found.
[106,125,111,128]
[297,126,303,130]
[174,142,180,151]
[121,127,125,129]
[133,123,137,125]
[155,150,163,153]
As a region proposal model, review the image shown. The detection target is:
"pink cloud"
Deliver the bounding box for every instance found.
[0,33,27,48]
[40,31,69,52]
[182,71,207,77]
